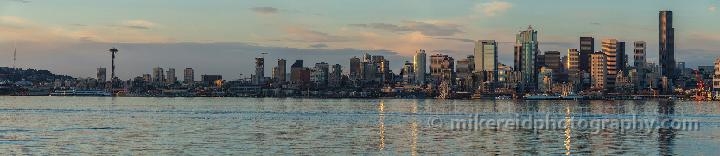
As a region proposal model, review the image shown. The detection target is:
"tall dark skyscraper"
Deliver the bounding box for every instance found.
[659,10,675,80]
[579,37,594,72]
[617,41,626,73]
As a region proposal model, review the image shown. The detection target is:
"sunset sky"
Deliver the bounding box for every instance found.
[1,0,719,79]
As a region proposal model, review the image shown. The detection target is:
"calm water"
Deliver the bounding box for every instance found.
[1,97,719,155]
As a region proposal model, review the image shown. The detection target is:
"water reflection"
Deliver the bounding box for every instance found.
[0,97,718,155]
[657,100,676,156]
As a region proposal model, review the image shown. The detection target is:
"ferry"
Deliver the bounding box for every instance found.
[50,90,112,96]
[561,92,587,100]
[523,94,561,100]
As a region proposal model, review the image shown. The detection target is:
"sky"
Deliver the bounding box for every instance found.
[1,0,719,80]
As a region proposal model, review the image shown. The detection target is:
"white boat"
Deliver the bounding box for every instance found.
[50,90,111,96]
[524,94,561,100]
[561,92,586,100]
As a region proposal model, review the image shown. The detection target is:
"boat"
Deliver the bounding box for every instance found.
[561,92,586,100]
[50,90,111,96]
[495,95,512,100]
[524,94,561,100]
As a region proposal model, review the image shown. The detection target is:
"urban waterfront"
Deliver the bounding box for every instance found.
[1,96,719,155]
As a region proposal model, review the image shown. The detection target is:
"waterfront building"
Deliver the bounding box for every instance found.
[142,74,152,82]
[166,68,176,84]
[201,75,222,85]
[456,55,475,91]
[474,40,498,83]
[579,37,595,72]
[538,67,553,93]
[312,62,329,87]
[97,68,107,83]
[401,61,415,84]
[714,57,720,96]
[659,10,676,82]
[544,51,562,82]
[567,49,580,85]
[634,41,647,89]
[275,59,287,84]
[349,57,361,81]
[602,39,619,89]
[591,52,608,91]
[290,60,310,85]
[152,67,164,83]
[413,49,427,85]
[183,68,194,84]
[329,64,342,87]
[514,26,539,92]
[254,57,265,85]
[617,41,627,73]
[430,53,454,83]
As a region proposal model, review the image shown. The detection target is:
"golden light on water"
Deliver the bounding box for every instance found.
[378,100,385,150]
[564,105,572,155]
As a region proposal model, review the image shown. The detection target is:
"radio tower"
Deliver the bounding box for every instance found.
[12,47,16,70]
[109,48,118,87]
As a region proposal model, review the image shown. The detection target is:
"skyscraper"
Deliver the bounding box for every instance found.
[413,49,427,85]
[602,39,618,89]
[349,57,361,81]
[430,54,454,83]
[275,59,287,83]
[617,41,627,73]
[579,37,595,72]
[567,49,580,84]
[659,10,675,81]
[634,41,647,88]
[474,40,498,82]
[254,57,265,85]
[166,68,176,84]
[97,68,107,83]
[591,52,608,91]
[152,67,164,83]
[329,64,342,86]
[184,68,194,83]
[514,26,539,92]
[312,62,329,86]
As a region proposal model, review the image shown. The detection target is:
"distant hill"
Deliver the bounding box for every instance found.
[0,67,74,82]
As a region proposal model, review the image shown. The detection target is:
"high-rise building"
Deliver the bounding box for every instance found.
[97,68,107,83]
[617,41,627,73]
[329,64,342,86]
[290,60,309,84]
[474,40,498,83]
[152,67,164,83]
[183,68,194,83]
[602,39,618,89]
[401,61,415,84]
[254,57,265,85]
[349,57,361,81]
[166,68,176,84]
[413,49,427,85]
[591,52,608,91]
[634,41,647,89]
[142,74,152,82]
[514,26,539,92]
[713,57,720,93]
[430,54,454,83]
[275,59,287,83]
[567,49,581,84]
[579,37,595,72]
[311,62,329,86]
[543,51,562,74]
[659,10,676,81]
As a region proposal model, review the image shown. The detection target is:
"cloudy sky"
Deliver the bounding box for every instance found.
[1,0,719,80]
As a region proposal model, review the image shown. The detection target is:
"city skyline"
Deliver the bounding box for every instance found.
[1,0,719,79]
